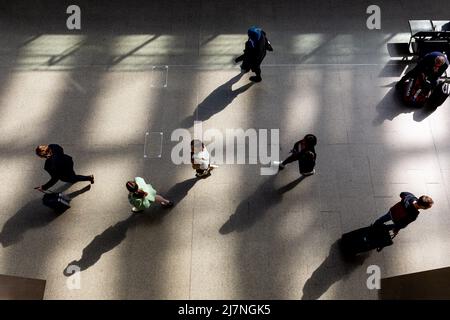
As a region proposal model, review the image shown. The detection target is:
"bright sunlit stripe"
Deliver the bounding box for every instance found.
[110,35,180,67]
[111,35,156,55]
[0,71,69,144]
[16,35,86,66]
[83,72,153,145]
[200,35,247,65]
[291,33,326,55]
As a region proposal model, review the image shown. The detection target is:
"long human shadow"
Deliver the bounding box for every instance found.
[277,176,306,194]
[165,177,198,204]
[220,175,284,234]
[301,240,369,300]
[63,178,199,275]
[0,185,91,248]
[66,184,91,200]
[373,85,416,126]
[179,72,254,128]
[140,177,200,224]
[64,213,142,275]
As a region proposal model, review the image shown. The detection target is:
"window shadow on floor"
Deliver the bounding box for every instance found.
[301,239,369,300]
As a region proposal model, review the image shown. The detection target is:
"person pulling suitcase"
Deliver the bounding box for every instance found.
[373,192,433,235]
[34,144,94,192]
[341,192,433,256]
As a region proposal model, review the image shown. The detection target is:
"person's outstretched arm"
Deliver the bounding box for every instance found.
[41,176,59,190]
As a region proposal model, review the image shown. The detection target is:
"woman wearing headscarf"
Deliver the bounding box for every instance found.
[235,26,273,83]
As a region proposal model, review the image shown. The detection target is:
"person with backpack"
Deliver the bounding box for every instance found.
[126,177,173,213]
[234,26,273,82]
[275,134,317,176]
[34,144,94,191]
[374,192,434,235]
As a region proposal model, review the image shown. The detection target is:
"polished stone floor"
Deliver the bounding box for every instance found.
[0,0,449,299]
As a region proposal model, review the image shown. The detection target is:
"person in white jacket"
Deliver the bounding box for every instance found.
[190,140,218,178]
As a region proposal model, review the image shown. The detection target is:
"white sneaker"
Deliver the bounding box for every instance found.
[273,161,285,170]
[131,207,144,213]
[302,169,315,176]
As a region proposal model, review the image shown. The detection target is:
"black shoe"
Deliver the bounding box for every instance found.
[250,76,262,82]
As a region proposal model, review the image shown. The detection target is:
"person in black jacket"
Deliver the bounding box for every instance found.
[275,134,317,176]
[374,192,433,234]
[234,26,273,82]
[396,51,449,89]
[34,144,94,191]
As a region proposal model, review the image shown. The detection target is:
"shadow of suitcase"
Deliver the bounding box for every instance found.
[341,224,394,256]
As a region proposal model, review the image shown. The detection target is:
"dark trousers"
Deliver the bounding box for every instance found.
[374,211,396,231]
[43,173,91,190]
[250,65,261,76]
[62,174,91,183]
[282,152,301,166]
[241,61,262,77]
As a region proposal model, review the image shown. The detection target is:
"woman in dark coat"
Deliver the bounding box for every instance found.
[35,144,94,191]
[235,26,273,82]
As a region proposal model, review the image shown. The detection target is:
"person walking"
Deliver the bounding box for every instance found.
[374,192,434,235]
[191,139,218,178]
[126,177,173,213]
[275,134,317,176]
[234,26,273,83]
[35,144,94,191]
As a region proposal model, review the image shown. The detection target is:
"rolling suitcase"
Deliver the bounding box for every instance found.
[402,76,432,107]
[41,190,71,213]
[341,224,394,256]
[428,82,450,108]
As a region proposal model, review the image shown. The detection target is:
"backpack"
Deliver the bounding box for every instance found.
[390,201,408,222]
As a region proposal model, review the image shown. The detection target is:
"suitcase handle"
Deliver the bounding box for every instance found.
[37,188,71,202]
[36,188,57,195]
[376,231,398,252]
